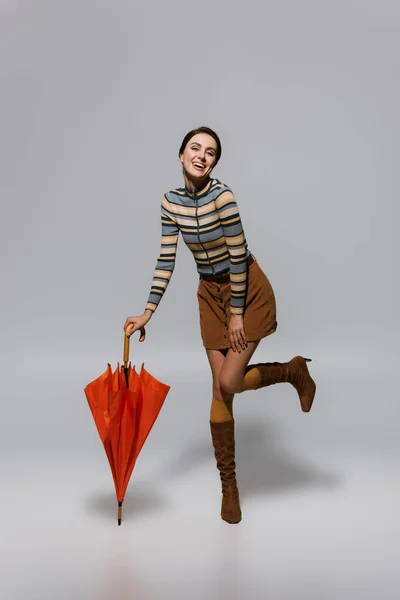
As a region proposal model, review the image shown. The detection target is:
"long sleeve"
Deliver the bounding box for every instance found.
[145,197,179,314]
[214,188,249,315]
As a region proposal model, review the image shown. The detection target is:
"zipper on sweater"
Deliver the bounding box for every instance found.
[194,190,215,274]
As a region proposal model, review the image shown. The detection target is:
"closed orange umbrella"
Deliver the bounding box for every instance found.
[84,326,170,524]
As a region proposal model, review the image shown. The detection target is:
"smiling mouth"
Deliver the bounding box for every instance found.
[193,163,206,171]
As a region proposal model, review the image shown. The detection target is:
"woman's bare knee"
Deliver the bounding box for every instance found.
[219,375,238,396]
[213,381,234,403]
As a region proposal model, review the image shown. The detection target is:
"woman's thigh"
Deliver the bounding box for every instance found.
[205,348,234,402]
[219,340,260,395]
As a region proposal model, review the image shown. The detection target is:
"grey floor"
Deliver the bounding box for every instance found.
[2,355,399,600]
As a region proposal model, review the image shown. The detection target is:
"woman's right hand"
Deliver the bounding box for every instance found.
[123,313,150,338]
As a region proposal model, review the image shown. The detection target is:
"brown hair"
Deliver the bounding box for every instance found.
[179,126,222,166]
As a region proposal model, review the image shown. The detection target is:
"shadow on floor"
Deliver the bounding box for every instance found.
[235,421,338,501]
[84,484,169,523]
[84,417,340,522]
[154,418,340,502]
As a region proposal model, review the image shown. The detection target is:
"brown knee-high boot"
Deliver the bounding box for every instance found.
[241,356,316,412]
[209,419,242,524]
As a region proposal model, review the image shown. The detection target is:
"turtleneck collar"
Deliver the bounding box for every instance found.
[184,178,213,198]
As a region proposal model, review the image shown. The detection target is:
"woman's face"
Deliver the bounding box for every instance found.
[180,133,218,181]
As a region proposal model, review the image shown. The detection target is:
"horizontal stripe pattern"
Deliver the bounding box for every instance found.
[145,178,250,315]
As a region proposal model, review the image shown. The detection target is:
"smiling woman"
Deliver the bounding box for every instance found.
[179,126,221,179]
[123,125,316,525]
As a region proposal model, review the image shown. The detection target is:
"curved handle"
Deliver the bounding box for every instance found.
[123,324,146,366]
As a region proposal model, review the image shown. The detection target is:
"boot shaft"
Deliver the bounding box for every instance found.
[242,356,316,412]
[209,419,237,486]
[209,418,242,524]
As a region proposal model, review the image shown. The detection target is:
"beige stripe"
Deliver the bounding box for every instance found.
[192,248,230,260]
[215,205,238,218]
[219,217,240,228]
[193,212,220,225]
[186,238,225,251]
[230,272,247,283]
[192,222,222,233]
[160,247,176,256]
[174,215,197,227]
[229,257,247,265]
[154,269,172,279]
[204,237,225,249]
[206,247,229,259]
[196,203,220,217]
[161,234,178,244]
[214,191,234,208]
[225,233,246,246]
[192,250,210,260]
[151,279,168,290]
[176,221,219,233]
[186,243,204,251]
[226,246,247,257]
[163,199,197,217]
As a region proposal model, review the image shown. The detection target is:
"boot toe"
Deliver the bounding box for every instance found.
[221,494,242,524]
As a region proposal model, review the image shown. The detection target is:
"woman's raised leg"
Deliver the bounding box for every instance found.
[219,345,316,413]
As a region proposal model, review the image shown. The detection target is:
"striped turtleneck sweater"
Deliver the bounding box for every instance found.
[145,178,251,316]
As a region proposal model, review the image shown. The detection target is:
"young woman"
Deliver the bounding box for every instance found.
[123,126,316,525]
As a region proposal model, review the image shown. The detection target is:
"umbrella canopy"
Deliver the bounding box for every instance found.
[84,326,170,524]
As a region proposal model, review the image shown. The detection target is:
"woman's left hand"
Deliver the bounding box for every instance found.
[229,314,248,353]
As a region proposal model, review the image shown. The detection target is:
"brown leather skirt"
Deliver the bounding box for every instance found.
[197,255,278,350]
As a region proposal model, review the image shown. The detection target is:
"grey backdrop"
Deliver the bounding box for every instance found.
[1,1,399,599]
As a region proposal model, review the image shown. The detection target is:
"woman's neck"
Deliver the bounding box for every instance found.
[183,173,211,192]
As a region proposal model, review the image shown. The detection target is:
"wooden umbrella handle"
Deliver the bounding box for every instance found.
[124,324,146,365]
